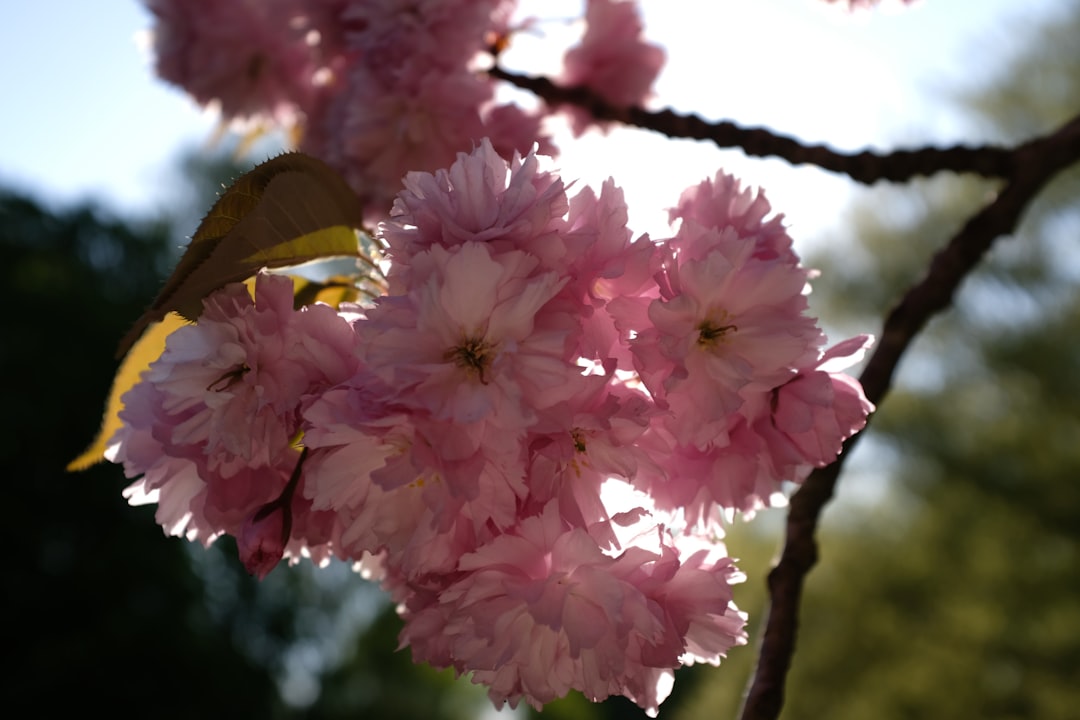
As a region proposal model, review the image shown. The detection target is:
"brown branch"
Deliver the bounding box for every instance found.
[738,113,1080,720]
[488,65,1016,184]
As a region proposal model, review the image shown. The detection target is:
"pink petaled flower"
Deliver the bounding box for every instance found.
[618,172,828,450]
[297,2,560,223]
[340,0,509,77]
[523,372,660,539]
[110,400,221,546]
[559,0,665,135]
[764,335,876,470]
[382,141,659,366]
[236,447,339,577]
[380,138,570,284]
[641,418,794,520]
[238,499,291,579]
[634,337,875,520]
[400,501,745,716]
[622,530,749,669]
[307,63,494,224]
[364,242,570,421]
[559,179,661,364]
[145,0,326,124]
[302,371,487,579]
[154,273,359,470]
[632,221,825,449]
[480,103,558,164]
[108,350,301,543]
[669,172,797,264]
[358,241,580,529]
[108,272,360,549]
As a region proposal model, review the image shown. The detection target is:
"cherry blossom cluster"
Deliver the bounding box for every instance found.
[121,0,882,713]
[143,0,664,221]
[107,138,872,713]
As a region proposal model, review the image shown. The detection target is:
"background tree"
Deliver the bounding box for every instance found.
[0,188,285,716]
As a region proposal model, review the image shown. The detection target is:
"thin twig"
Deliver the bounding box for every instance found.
[488,65,1016,184]
[738,113,1080,720]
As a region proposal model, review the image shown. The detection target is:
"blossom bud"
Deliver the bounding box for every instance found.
[237,502,291,580]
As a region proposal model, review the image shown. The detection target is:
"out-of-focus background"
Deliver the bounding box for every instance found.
[3,1,1078,718]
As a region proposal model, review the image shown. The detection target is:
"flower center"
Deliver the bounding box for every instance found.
[206,363,251,392]
[445,336,494,384]
[696,313,738,348]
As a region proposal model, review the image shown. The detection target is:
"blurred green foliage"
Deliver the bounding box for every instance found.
[0,190,283,716]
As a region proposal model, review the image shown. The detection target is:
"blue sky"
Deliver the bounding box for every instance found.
[0,2,218,213]
[0,0,1058,236]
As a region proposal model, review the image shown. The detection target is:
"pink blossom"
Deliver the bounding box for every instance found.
[238,499,291,579]
[145,0,328,124]
[523,372,660,540]
[630,417,774,521]
[628,174,826,440]
[766,335,876,469]
[400,502,746,716]
[632,222,824,449]
[306,64,493,223]
[634,338,875,519]
[145,0,560,223]
[104,106,878,714]
[559,0,666,135]
[302,373,499,580]
[108,272,360,551]
[382,141,658,367]
[339,0,508,77]
[363,242,570,419]
[669,172,797,264]
[380,138,570,281]
[558,180,661,364]
[297,0,556,222]
[156,274,357,470]
[357,242,576,529]
[481,103,559,163]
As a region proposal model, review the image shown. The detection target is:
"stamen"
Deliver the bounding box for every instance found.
[572,429,587,454]
[445,337,494,384]
[207,364,250,392]
[696,315,738,348]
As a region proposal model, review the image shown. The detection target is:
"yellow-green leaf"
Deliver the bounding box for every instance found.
[290,274,362,309]
[116,152,363,357]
